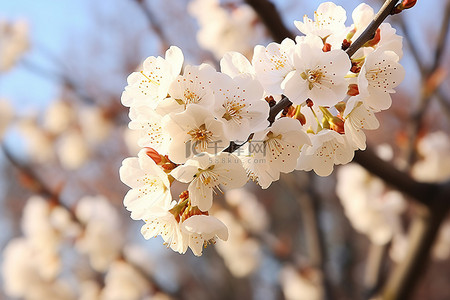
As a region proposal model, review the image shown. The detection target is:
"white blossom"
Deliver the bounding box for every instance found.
[21,196,65,280]
[165,63,218,112]
[1,238,74,300]
[279,266,322,300]
[297,129,354,176]
[128,106,171,154]
[294,1,347,46]
[350,4,403,58]
[214,210,262,277]
[252,38,296,95]
[181,215,228,256]
[220,51,255,78]
[57,129,90,170]
[43,100,74,135]
[213,73,269,141]
[121,46,183,109]
[79,106,113,144]
[0,19,29,71]
[164,104,228,164]
[283,35,351,106]
[140,205,188,254]
[225,188,269,232]
[412,131,450,182]
[171,152,248,211]
[343,97,379,150]
[358,48,405,111]
[119,149,172,219]
[19,118,54,163]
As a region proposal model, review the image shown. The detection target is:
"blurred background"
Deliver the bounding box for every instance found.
[0,0,449,299]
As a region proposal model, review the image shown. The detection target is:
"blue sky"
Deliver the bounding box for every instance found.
[0,0,92,111]
[0,0,446,113]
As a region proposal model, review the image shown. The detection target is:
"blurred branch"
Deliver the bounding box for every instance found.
[284,172,333,300]
[1,143,62,203]
[243,0,295,43]
[21,59,96,104]
[399,16,450,119]
[400,1,450,166]
[133,0,170,51]
[363,243,389,299]
[430,1,450,73]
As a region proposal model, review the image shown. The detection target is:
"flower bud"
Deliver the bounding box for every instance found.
[322,43,331,52]
[401,0,417,9]
[145,147,162,164]
[364,28,381,48]
[342,39,351,51]
[347,84,359,96]
[265,95,276,107]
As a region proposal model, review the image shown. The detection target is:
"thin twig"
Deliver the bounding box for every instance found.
[398,16,450,119]
[133,0,170,51]
[21,59,95,104]
[1,143,63,203]
[268,96,291,125]
[346,0,399,57]
[430,1,450,72]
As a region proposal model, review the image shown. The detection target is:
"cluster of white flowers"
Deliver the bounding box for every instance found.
[0,18,29,71]
[188,0,267,60]
[120,2,404,255]
[1,196,79,300]
[1,195,168,300]
[18,100,113,169]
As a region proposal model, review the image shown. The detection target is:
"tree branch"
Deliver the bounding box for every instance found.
[353,148,437,206]
[244,0,295,43]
